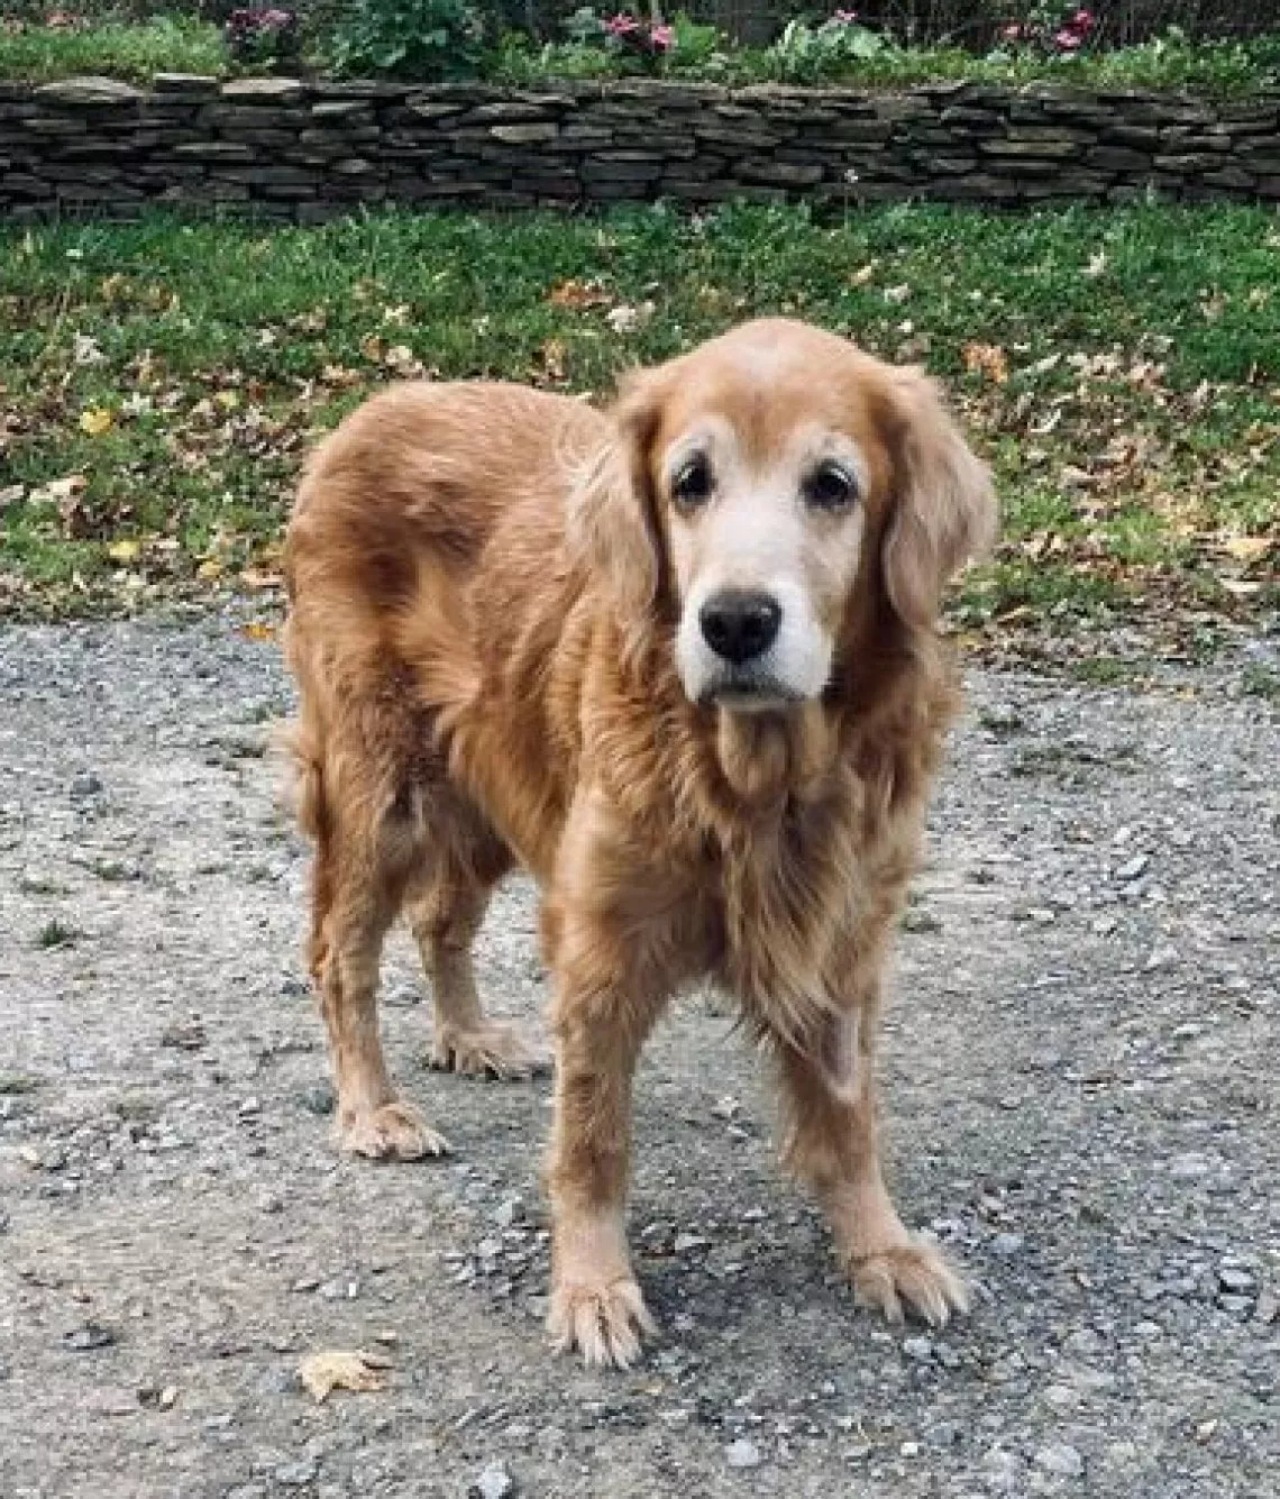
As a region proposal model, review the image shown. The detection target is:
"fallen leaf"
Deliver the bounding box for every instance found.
[963,342,1009,385]
[106,539,141,564]
[547,279,611,310]
[298,1349,391,1403]
[537,338,568,383]
[1218,536,1272,565]
[79,406,115,437]
[240,621,278,642]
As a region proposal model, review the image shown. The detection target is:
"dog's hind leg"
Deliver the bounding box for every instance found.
[404,830,549,1081]
[311,798,449,1162]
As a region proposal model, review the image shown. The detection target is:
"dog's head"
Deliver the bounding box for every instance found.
[571,318,996,711]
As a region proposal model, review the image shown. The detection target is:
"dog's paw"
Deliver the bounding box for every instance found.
[847,1236,969,1328]
[548,1276,657,1369]
[338,1101,449,1162]
[428,1021,550,1081]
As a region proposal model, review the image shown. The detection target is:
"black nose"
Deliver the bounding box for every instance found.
[699,591,782,665]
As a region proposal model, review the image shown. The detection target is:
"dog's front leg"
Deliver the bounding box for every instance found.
[776,993,969,1328]
[545,945,663,1369]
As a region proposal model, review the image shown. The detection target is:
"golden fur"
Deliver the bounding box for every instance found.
[282,318,996,1367]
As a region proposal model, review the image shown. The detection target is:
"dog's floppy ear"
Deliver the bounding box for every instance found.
[568,367,668,618]
[882,367,997,630]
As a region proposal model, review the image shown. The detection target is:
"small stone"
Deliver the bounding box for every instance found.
[384,982,421,1008]
[725,1438,763,1469]
[298,1083,335,1116]
[256,1191,284,1215]
[1035,1442,1084,1477]
[258,1366,300,1396]
[70,772,103,798]
[275,1457,320,1487]
[1115,854,1150,882]
[902,909,943,934]
[62,1323,115,1352]
[674,1233,709,1254]
[238,1096,262,1117]
[470,1460,514,1499]
[494,1195,524,1229]
[991,1232,1025,1256]
[1218,1266,1255,1294]
[902,1336,933,1362]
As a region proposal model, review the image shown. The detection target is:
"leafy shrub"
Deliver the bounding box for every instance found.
[326,0,484,77]
[766,10,888,82]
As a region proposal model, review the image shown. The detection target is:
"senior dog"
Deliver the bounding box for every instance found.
[283,318,996,1366]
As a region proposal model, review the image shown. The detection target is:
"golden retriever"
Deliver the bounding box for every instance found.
[282,317,996,1368]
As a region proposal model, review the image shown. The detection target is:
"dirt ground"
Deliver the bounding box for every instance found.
[1,617,1277,1499]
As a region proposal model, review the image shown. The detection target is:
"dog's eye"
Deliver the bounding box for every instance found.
[804,462,858,512]
[672,454,713,510]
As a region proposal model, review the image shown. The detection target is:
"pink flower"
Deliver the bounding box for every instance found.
[1071,7,1096,30]
[1054,27,1083,49]
[650,22,675,50]
[832,9,859,22]
[999,21,1026,40]
[605,12,640,35]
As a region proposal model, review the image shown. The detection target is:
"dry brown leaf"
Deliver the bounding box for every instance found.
[240,621,278,642]
[298,1349,391,1403]
[538,338,568,383]
[547,279,611,311]
[962,342,1009,385]
[1218,536,1272,565]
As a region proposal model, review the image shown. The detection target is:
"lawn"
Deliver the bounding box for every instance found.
[2,202,1277,666]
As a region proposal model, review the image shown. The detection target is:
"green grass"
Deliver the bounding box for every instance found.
[2,203,1278,653]
[0,16,227,84]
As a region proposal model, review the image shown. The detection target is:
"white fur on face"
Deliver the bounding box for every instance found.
[668,419,868,711]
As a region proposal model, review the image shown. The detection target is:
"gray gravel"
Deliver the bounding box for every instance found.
[1,618,1277,1499]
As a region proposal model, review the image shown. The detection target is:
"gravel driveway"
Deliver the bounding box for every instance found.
[1,619,1276,1499]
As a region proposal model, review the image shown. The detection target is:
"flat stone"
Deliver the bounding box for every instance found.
[725,1438,763,1469]
[221,78,307,102]
[34,77,141,106]
[490,123,559,144]
[152,74,221,97]
[1035,1442,1084,1478]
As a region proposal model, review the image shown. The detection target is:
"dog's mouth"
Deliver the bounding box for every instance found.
[699,675,806,714]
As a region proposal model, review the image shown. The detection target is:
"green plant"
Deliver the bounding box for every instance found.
[767,10,888,83]
[326,0,485,78]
